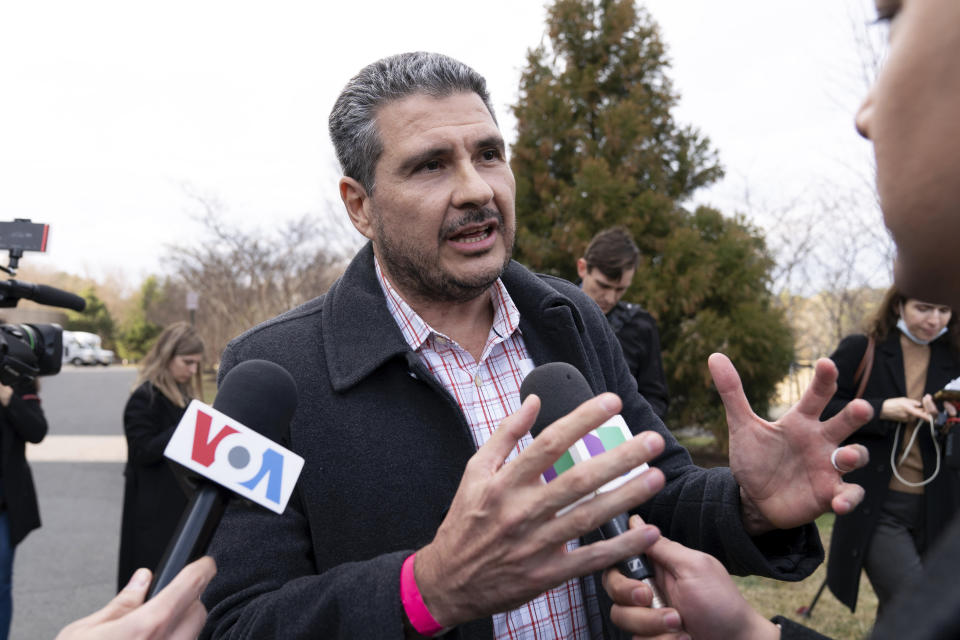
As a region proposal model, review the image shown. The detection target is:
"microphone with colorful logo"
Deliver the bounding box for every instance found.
[519,361,666,608]
[147,359,303,599]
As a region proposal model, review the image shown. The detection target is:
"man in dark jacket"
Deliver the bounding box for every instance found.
[577,227,669,419]
[201,52,869,639]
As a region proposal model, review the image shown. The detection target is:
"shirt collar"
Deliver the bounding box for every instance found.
[374,257,521,352]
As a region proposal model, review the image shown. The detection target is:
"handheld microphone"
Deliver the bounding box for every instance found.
[519,361,666,608]
[147,359,303,599]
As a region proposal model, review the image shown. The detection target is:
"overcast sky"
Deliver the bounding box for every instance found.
[0,0,879,285]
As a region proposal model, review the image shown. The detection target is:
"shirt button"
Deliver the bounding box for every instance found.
[474,376,482,387]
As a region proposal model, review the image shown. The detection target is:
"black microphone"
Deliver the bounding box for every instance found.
[147,359,299,598]
[0,279,86,311]
[520,361,666,608]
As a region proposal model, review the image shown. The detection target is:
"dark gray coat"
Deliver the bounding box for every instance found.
[202,244,821,639]
[118,382,190,591]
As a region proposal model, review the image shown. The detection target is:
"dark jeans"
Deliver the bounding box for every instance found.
[864,490,924,615]
[0,511,12,640]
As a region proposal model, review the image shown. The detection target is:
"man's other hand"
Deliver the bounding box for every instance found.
[710,353,870,534]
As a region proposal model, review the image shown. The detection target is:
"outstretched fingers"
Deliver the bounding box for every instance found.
[793,358,841,419]
[821,397,873,444]
[539,428,666,523]
[557,516,661,581]
[831,443,869,474]
[503,392,623,485]
[545,461,666,544]
[829,444,869,514]
[832,480,866,515]
[708,353,757,438]
[474,394,542,474]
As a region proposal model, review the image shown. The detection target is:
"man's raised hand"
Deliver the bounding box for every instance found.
[710,353,870,533]
[416,392,665,627]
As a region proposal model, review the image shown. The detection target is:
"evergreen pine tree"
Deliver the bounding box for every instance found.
[511,0,792,447]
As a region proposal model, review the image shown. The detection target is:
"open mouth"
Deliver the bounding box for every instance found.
[448,221,497,245]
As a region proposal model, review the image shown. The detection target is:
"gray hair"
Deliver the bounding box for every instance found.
[328,52,498,193]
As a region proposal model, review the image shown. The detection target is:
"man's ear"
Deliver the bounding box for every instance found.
[576,258,589,280]
[340,177,374,240]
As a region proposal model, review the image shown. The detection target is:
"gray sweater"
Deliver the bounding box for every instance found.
[201,243,822,639]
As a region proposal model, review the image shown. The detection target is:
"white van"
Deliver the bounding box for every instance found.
[62,331,112,366]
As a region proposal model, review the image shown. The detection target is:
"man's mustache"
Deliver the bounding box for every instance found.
[441,207,504,239]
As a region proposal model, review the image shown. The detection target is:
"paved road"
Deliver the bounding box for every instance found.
[42,365,135,436]
[13,365,136,639]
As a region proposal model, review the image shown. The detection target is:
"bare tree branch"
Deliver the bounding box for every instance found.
[158,194,357,362]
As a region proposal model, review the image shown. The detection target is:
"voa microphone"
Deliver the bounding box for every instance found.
[519,361,666,608]
[147,359,303,598]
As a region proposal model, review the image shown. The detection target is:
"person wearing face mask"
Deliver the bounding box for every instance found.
[820,287,960,618]
[117,322,204,592]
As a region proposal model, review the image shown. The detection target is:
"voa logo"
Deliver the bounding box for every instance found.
[164,400,304,514]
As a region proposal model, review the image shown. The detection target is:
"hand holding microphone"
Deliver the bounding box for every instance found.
[56,557,216,640]
[605,530,781,640]
[519,362,667,608]
[148,359,302,598]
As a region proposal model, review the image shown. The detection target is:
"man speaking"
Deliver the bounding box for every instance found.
[201,52,869,639]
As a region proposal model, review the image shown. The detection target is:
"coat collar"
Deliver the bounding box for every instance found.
[322,243,587,392]
[877,329,958,395]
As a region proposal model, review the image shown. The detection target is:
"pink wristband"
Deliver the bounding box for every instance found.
[400,553,451,637]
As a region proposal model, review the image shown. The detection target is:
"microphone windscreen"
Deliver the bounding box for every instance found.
[519,362,595,436]
[213,359,298,443]
[31,284,87,311]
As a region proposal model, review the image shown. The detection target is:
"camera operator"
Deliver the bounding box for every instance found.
[0,376,47,640]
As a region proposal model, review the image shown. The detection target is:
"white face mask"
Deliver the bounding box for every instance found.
[897,317,948,345]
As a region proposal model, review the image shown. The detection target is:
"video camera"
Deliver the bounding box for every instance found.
[0,219,86,386]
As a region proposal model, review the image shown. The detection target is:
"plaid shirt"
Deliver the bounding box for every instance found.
[376,259,600,639]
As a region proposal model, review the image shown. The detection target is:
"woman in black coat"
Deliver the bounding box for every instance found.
[824,286,960,617]
[118,322,204,591]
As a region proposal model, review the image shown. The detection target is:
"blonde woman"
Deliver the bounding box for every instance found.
[117,322,203,591]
